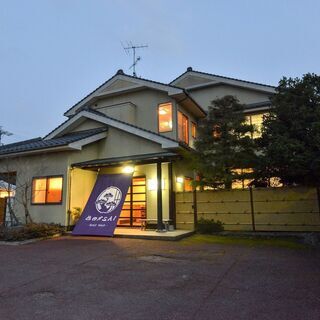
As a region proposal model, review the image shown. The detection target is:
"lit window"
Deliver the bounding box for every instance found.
[191,122,197,139]
[158,103,173,132]
[246,113,268,139]
[212,125,221,138]
[232,168,254,189]
[178,111,189,144]
[32,176,63,204]
[184,177,193,191]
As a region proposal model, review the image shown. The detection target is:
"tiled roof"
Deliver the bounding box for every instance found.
[170,68,276,89]
[0,128,106,156]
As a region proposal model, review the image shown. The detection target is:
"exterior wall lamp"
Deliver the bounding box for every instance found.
[176,176,184,183]
[122,165,135,174]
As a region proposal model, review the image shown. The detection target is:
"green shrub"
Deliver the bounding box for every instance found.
[0,223,65,241]
[196,218,224,234]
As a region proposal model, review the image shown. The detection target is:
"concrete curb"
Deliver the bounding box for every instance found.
[0,233,63,246]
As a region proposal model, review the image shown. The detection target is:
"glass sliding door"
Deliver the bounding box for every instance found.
[118,176,146,227]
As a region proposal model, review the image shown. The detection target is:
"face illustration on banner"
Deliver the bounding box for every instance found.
[95,186,122,214]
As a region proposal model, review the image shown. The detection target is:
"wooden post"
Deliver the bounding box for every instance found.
[193,187,198,230]
[316,186,320,218]
[168,162,175,228]
[193,170,198,230]
[157,161,164,231]
[249,187,256,232]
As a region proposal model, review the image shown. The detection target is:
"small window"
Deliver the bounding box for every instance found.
[158,103,173,132]
[184,177,193,192]
[212,125,221,139]
[178,111,189,144]
[246,113,268,139]
[191,122,197,139]
[32,176,63,204]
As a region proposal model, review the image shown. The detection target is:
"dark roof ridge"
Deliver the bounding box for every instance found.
[170,68,276,89]
[0,137,42,150]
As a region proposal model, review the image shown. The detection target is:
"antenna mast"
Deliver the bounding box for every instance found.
[0,127,12,146]
[122,42,148,77]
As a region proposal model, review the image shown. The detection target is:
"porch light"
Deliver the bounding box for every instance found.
[176,176,184,183]
[122,166,135,174]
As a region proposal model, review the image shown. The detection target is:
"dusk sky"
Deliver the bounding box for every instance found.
[1,0,319,144]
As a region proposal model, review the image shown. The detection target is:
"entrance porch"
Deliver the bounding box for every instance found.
[69,152,182,233]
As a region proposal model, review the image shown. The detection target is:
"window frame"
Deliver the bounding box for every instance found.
[31,175,64,205]
[246,112,268,139]
[191,122,197,139]
[183,176,193,192]
[158,102,173,133]
[177,110,189,145]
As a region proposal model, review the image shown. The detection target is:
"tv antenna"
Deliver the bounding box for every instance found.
[122,42,148,77]
[0,126,12,146]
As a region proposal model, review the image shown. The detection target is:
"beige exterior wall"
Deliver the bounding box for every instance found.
[69,168,97,224]
[90,89,178,141]
[97,127,164,159]
[0,141,101,226]
[0,153,69,225]
[189,85,271,111]
[71,119,106,132]
[98,103,137,125]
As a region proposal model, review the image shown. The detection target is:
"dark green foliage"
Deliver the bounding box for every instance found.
[193,95,257,188]
[196,218,224,233]
[0,223,65,241]
[257,73,320,186]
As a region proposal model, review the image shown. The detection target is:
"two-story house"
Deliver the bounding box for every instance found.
[0,67,275,230]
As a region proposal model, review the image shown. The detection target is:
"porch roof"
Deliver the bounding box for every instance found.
[71,152,181,169]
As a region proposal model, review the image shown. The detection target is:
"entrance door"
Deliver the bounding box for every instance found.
[118,176,146,227]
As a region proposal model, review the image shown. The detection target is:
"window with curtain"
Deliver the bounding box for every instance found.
[32,176,63,204]
[158,102,173,132]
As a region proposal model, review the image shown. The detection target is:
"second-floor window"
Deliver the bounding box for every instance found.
[246,113,268,139]
[191,122,197,139]
[158,102,173,132]
[178,111,189,144]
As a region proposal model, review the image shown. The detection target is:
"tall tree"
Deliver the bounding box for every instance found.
[193,95,256,188]
[257,73,320,186]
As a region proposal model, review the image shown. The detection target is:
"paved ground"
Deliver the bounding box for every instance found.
[0,236,319,320]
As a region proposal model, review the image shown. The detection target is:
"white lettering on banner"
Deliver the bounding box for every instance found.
[85,215,118,222]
